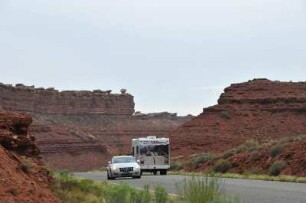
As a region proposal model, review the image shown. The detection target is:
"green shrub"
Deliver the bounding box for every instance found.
[236,145,248,153]
[279,136,294,144]
[170,162,183,171]
[222,150,235,159]
[176,176,221,203]
[104,183,152,203]
[176,175,239,203]
[245,139,259,148]
[189,153,216,170]
[104,183,133,203]
[155,184,168,203]
[213,160,232,173]
[219,111,230,119]
[269,145,284,158]
[133,184,151,203]
[269,161,285,176]
[247,150,261,162]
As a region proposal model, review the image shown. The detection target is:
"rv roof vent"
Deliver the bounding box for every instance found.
[147,136,156,139]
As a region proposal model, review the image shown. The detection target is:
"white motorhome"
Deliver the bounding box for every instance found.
[132,136,170,175]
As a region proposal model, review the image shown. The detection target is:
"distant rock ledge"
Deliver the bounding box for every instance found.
[0,83,135,115]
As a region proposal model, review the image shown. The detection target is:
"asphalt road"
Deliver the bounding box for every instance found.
[74,171,306,203]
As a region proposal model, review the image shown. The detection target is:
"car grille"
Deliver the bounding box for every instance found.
[119,167,133,173]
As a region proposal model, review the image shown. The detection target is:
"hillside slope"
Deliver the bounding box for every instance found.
[170,79,306,175]
[0,111,59,203]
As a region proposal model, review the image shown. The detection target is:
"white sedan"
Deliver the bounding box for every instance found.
[107,155,141,179]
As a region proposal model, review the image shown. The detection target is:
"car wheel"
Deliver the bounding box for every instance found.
[107,171,114,180]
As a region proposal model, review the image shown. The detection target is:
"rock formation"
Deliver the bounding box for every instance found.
[0,110,59,203]
[169,79,306,176]
[0,83,134,115]
[0,83,191,171]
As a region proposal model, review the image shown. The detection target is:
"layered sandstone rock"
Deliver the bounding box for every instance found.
[170,79,306,156]
[30,113,190,171]
[0,83,191,171]
[0,83,134,115]
[0,110,59,203]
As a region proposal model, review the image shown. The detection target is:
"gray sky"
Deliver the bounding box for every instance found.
[0,0,305,115]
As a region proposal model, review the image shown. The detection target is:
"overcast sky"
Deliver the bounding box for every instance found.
[0,0,305,115]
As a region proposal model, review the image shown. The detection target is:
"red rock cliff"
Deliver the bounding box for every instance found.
[0,83,191,171]
[170,79,306,157]
[0,110,59,203]
[0,83,134,115]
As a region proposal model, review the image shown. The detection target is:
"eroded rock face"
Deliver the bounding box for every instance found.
[170,79,306,157]
[30,113,190,171]
[0,110,59,203]
[0,83,191,171]
[0,83,134,115]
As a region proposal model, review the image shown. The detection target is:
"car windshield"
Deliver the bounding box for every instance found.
[112,157,136,163]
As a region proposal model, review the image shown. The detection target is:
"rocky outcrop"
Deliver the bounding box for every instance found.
[30,113,190,171]
[170,79,306,157]
[0,110,59,203]
[218,78,306,112]
[0,83,191,171]
[0,83,134,115]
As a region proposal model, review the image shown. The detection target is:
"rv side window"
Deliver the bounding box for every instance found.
[132,147,135,156]
[136,146,139,154]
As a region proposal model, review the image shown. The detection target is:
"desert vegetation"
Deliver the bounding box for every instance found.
[212,160,232,173]
[187,153,216,170]
[170,134,306,178]
[176,175,239,203]
[269,145,284,158]
[53,170,154,203]
[269,161,286,176]
[52,171,238,203]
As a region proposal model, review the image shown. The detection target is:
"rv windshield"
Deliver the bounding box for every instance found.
[140,144,169,157]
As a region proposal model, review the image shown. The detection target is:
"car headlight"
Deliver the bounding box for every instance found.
[111,165,117,170]
[135,165,140,170]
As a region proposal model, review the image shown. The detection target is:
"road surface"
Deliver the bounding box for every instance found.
[74,171,306,203]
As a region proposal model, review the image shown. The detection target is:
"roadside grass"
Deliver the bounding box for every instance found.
[52,170,174,203]
[52,170,106,203]
[176,175,240,203]
[52,170,239,203]
[170,171,306,183]
[52,170,153,203]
